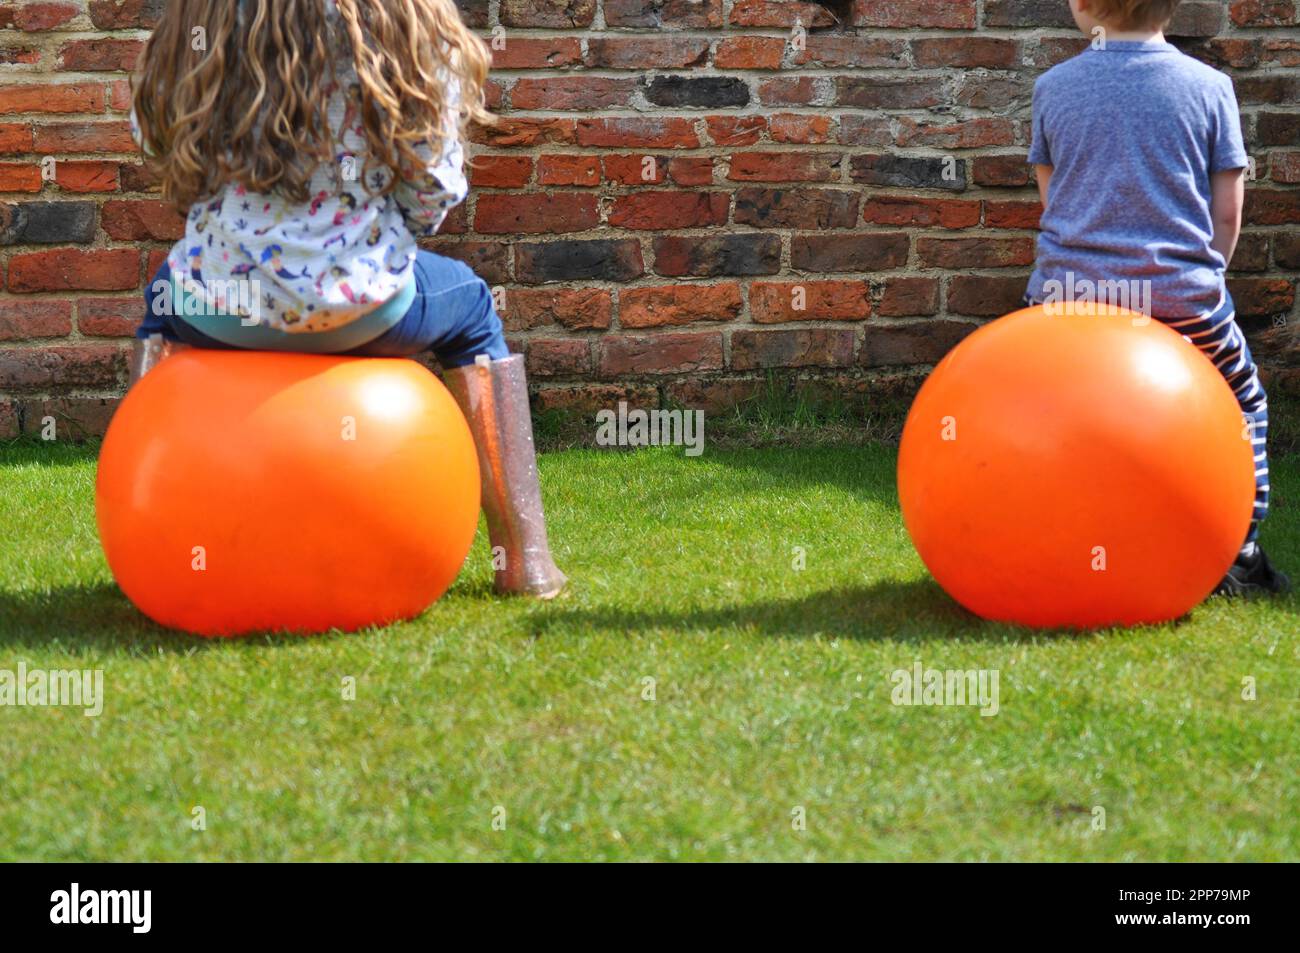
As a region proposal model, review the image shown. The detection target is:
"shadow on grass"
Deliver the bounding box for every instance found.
[528,577,1099,644]
[0,583,373,654]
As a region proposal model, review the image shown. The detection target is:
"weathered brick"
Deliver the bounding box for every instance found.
[749,281,871,322]
[862,196,980,229]
[1229,277,1296,316]
[475,193,599,233]
[515,239,645,284]
[917,237,1035,269]
[527,338,591,377]
[620,283,743,327]
[972,154,1032,187]
[911,38,1019,69]
[861,320,977,367]
[984,200,1044,229]
[706,116,766,147]
[599,331,724,376]
[7,248,139,292]
[1244,189,1300,225]
[53,159,118,192]
[0,201,98,244]
[20,396,120,439]
[470,155,533,189]
[652,233,782,276]
[728,152,840,183]
[100,199,185,241]
[510,77,638,111]
[533,382,660,413]
[1230,0,1299,27]
[836,77,945,110]
[947,275,1030,316]
[77,296,139,337]
[729,0,835,27]
[894,117,1016,149]
[576,117,699,148]
[735,187,858,229]
[492,37,583,70]
[425,241,511,285]
[33,121,135,153]
[504,287,613,330]
[604,0,724,29]
[790,233,910,273]
[0,82,103,114]
[500,0,596,28]
[768,114,832,144]
[1257,112,1300,146]
[58,39,145,71]
[714,36,786,70]
[0,299,73,339]
[984,0,1073,27]
[852,0,977,28]
[731,328,856,370]
[536,154,601,187]
[646,76,750,108]
[608,191,729,229]
[0,344,124,391]
[877,276,941,316]
[850,154,967,191]
[793,36,907,69]
[585,37,709,69]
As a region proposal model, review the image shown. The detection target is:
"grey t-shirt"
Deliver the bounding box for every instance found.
[1026,39,1248,317]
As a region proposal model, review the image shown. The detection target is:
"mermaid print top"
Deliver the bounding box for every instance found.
[143,5,467,334]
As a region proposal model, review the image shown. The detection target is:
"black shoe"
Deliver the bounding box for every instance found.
[1214,546,1292,598]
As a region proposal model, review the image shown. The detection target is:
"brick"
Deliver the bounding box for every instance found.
[850,154,967,191]
[510,77,637,111]
[1228,277,1295,315]
[1276,231,1300,269]
[731,328,856,370]
[1230,0,1299,27]
[894,117,1016,149]
[917,237,1035,268]
[664,376,762,413]
[491,37,583,70]
[706,116,766,147]
[470,155,533,189]
[0,344,124,392]
[792,36,907,68]
[0,82,103,114]
[500,0,596,28]
[729,0,835,27]
[749,281,871,322]
[790,233,910,273]
[604,0,724,29]
[1228,234,1271,272]
[852,0,977,28]
[88,0,167,29]
[533,382,660,413]
[728,152,839,183]
[527,338,591,377]
[735,187,858,229]
[33,121,135,153]
[576,117,699,148]
[58,39,145,71]
[878,276,941,316]
[619,283,743,327]
[0,201,97,244]
[475,192,599,233]
[972,154,1032,187]
[757,77,823,106]
[515,239,644,284]
[1261,38,1300,66]
[603,153,669,185]
[598,331,723,376]
[1168,2,1225,36]
[984,0,1073,27]
[955,76,1031,110]
[861,320,977,367]
[714,37,785,70]
[862,196,980,229]
[0,401,16,438]
[836,77,945,110]
[1270,151,1300,183]
[425,241,511,285]
[984,200,1044,229]
[15,2,80,30]
[0,299,73,339]
[0,163,41,191]
[768,114,832,144]
[911,37,1019,68]
[20,397,121,440]
[118,162,159,192]
[1257,112,1300,146]
[837,115,893,147]
[471,117,577,148]
[652,233,782,276]
[536,154,601,186]
[1235,75,1300,106]
[585,37,709,70]
[1244,189,1300,225]
[646,76,750,108]
[100,199,185,241]
[608,191,729,229]
[7,248,139,292]
[77,296,139,337]
[53,159,118,192]
[668,157,713,185]
[947,275,1030,316]
[1027,37,1090,69]
[0,123,33,154]
[503,288,612,330]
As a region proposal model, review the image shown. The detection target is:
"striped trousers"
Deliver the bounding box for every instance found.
[1163,291,1269,544]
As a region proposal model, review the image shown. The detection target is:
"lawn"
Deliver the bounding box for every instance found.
[1,436,1297,861]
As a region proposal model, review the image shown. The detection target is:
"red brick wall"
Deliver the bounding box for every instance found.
[2,0,1299,437]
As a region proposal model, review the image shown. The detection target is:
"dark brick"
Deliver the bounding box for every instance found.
[835,77,945,110]
[984,0,1073,27]
[734,188,859,229]
[947,275,1030,316]
[652,233,782,276]
[861,321,978,367]
[731,328,856,370]
[791,233,910,273]
[0,202,97,245]
[849,154,967,191]
[645,76,750,108]
[515,239,645,284]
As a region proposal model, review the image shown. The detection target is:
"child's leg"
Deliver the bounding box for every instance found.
[351,251,565,598]
[1163,292,1269,544]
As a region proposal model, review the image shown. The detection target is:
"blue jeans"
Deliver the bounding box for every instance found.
[140,250,508,369]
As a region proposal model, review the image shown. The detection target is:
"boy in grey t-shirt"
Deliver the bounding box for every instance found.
[1027,0,1288,595]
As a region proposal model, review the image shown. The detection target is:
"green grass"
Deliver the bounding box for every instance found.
[1,437,1297,861]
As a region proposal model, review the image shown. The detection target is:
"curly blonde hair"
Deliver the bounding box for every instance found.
[132,0,493,209]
